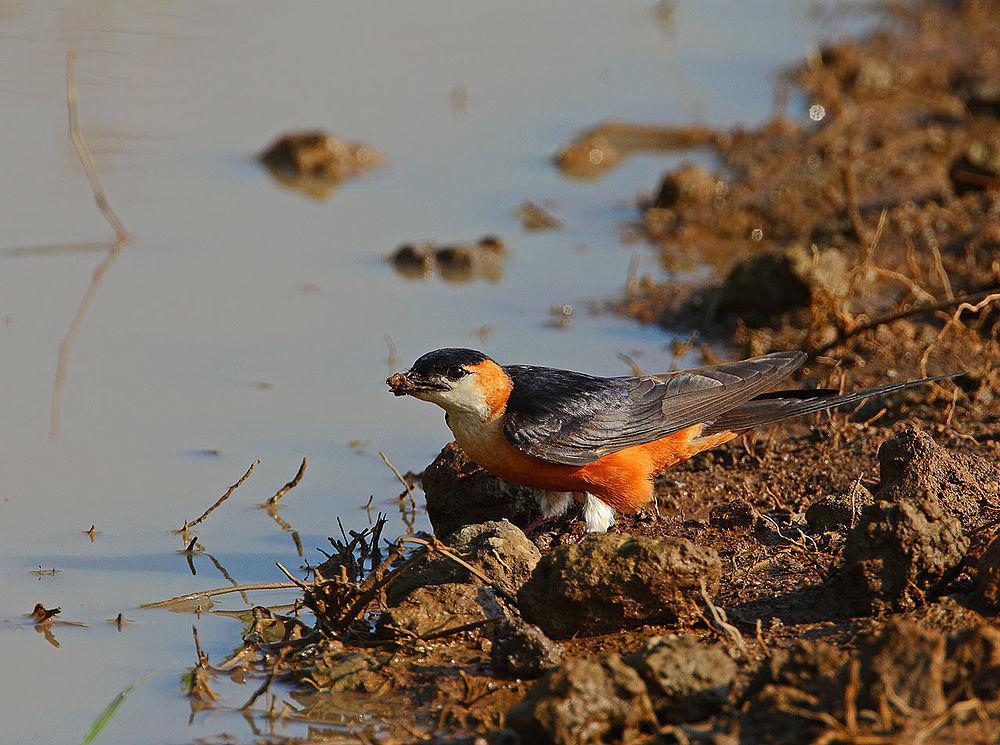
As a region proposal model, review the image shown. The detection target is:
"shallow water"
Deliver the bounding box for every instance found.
[1,2,871,742]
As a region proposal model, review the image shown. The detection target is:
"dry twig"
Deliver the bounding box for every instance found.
[176,459,260,533]
[265,458,307,507]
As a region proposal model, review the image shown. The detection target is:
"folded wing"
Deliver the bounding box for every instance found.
[501,351,806,466]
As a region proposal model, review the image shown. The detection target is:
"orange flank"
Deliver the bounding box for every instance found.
[456,414,737,513]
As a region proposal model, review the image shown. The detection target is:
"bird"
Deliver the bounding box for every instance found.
[387,348,949,534]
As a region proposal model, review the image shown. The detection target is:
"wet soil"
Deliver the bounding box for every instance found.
[200,2,1000,743]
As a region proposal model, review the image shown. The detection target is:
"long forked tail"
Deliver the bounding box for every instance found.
[702,373,957,435]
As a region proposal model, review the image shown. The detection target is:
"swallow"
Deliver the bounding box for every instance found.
[387,348,949,533]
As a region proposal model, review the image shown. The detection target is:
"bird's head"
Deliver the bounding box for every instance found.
[387,348,511,418]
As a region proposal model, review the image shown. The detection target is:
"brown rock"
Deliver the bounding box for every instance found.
[837,496,968,614]
[386,520,541,605]
[506,655,657,745]
[805,481,874,533]
[257,130,380,198]
[517,533,721,638]
[421,443,542,537]
[491,619,564,679]
[625,636,736,723]
[376,583,504,639]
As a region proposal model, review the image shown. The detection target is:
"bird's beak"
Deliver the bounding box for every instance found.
[386,372,447,396]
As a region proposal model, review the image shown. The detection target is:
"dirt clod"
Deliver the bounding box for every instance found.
[717,245,850,325]
[877,427,999,520]
[390,236,506,283]
[491,619,564,679]
[652,163,716,210]
[625,635,736,723]
[708,499,756,530]
[517,533,721,638]
[805,480,873,533]
[377,583,505,639]
[836,494,969,614]
[387,519,541,605]
[506,654,658,745]
[258,130,380,198]
[422,443,543,537]
[973,536,1000,613]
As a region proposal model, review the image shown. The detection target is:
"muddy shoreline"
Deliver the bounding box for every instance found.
[182,3,999,743]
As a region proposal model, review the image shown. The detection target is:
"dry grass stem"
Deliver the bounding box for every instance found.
[140,581,303,609]
[265,457,307,507]
[176,459,260,533]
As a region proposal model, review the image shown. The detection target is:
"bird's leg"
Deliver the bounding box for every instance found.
[582,493,616,533]
[522,491,576,534]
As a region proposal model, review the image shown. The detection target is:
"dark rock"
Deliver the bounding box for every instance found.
[625,636,736,723]
[506,655,657,745]
[836,496,968,614]
[517,533,721,638]
[717,246,848,324]
[491,619,563,679]
[390,243,434,277]
[434,238,505,283]
[877,427,998,520]
[422,443,543,537]
[386,520,540,605]
[653,163,716,210]
[973,536,1000,613]
[805,481,874,532]
[376,583,504,639]
[709,499,755,530]
[258,130,380,185]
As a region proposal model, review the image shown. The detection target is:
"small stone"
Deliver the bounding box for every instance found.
[491,619,564,679]
[805,481,873,532]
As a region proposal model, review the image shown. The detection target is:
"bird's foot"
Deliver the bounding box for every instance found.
[521,514,555,535]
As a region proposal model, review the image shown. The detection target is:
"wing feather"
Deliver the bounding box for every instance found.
[501,351,805,466]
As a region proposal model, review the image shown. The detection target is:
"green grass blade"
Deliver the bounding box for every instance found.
[81,671,154,745]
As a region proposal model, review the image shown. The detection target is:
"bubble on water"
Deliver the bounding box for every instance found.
[809,104,826,122]
[751,228,763,241]
[713,180,729,196]
[807,153,822,169]
[588,149,604,164]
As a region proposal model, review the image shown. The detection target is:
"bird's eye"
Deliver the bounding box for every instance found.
[446,365,468,380]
